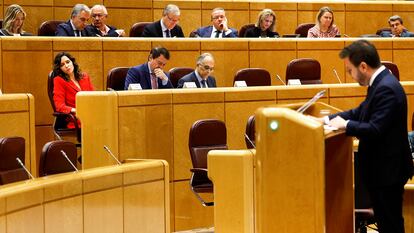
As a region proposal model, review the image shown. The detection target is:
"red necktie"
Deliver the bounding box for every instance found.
[151,73,158,89]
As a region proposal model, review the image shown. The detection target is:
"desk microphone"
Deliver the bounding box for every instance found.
[244,134,256,149]
[107,87,115,91]
[16,158,34,180]
[103,145,122,165]
[333,68,342,84]
[60,150,78,172]
[275,74,286,85]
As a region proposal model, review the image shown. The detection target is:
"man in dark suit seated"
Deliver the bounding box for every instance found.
[195,8,238,38]
[124,47,173,90]
[379,15,414,37]
[177,53,217,88]
[327,40,413,233]
[142,4,184,38]
[85,5,125,37]
[56,4,91,37]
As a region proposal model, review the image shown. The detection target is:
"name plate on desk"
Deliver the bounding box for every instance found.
[288,79,301,85]
[128,83,142,90]
[183,82,197,88]
[234,81,247,87]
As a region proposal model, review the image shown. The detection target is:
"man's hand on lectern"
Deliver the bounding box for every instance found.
[329,116,347,130]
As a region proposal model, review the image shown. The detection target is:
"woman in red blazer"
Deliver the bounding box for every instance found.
[52,52,94,128]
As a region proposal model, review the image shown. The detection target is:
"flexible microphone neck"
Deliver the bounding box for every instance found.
[60,150,78,172]
[103,145,122,165]
[244,133,256,149]
[16,158,34,180]
[275,74,286,85]
[333,68,342,84]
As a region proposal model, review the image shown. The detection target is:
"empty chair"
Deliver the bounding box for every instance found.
[107,67,129,90]
[382,61,399,80]
[286,58,322,85]
[189,119,228,206]
[39,140,78,177]
[238,23,255,37]
[129,22,151,37]
[295,23,315,37]
[0,137,29,185]
[38,20,65,36]
[245,115,255,149]
[233,68,271,86]
[47,71,81,144]
[169,67,194,88]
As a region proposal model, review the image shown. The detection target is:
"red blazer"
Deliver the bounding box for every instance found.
[53,73,94,128]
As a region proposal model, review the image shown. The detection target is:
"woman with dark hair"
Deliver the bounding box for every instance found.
[53,52,94,128]
[0,4,32,36]
[307,6,340,38]
[244,9,279,38]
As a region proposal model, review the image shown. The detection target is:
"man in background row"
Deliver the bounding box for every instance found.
[85,5,125,37]
[379,15,414,37]
[124,47,173,90]
[143,4,184,38]
[195,8,238,38]
[177,53,217,88]
[56,4,91,37]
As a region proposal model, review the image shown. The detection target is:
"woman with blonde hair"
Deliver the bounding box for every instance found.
[0,4,32,36]
[307,6,339,38]
[245,9,279,38]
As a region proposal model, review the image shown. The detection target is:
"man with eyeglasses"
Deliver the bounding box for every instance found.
[177,53,217,88]
[85,5,125,37]
[195,8,238,38]
[124,47,173,90]
[56,4,91,37]
[379,15,414,37]
[143,4,184,38]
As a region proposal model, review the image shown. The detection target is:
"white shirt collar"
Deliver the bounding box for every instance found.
[160,19,169,37]
[195,70,208,87]
[369,65,386,86]
[211,27,222,38]
[70,20,77,31]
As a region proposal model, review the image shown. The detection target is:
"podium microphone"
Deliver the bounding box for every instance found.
[244,134,256,149]
[275,74,286,85]
[103,145,122,165]
[333,68,342,84]
[16,158,34,180]
[60,150,78,172]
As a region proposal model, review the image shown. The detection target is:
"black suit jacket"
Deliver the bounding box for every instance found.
[244,26,279,38]
[176,71,216,88]
[331,68,413,187]
[142,20,184,38]
[56,20,90,37]
[85,24,120,37]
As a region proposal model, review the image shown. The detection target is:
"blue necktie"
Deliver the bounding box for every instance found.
[201,80,206,88]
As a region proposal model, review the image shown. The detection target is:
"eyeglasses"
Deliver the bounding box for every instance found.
[92,13,107,18]
[166,14,179,23]
[199,64,214,71]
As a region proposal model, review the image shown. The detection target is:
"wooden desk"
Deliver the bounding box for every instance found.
[0,160,170,233]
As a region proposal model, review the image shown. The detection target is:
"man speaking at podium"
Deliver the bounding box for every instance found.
[328,40,413,233]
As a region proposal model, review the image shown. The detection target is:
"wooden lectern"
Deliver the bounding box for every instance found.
[208,102,354,233]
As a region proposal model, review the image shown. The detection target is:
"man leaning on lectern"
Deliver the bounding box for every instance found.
[323,40,413,233]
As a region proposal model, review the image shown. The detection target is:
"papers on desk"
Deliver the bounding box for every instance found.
[324,125,338,131]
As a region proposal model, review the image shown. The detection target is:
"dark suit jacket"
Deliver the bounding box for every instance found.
[379,29,414,37]
[195,26,238,38]
[55,20,90,37]
[142,20,184,37]
[244,26,279,38]
[124,63,173,90]
[85,24,120,37]
[176,71,217,88]
[330,69,413,187]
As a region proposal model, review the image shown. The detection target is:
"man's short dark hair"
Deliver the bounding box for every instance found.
[339,40,381,69]
[149,47,170,60]
[388,15,403,25]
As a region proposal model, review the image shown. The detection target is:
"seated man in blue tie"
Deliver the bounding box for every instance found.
[124,47,173,90]
[142,4,184,38]
[56,4,91,37]
[195,8,238,38]
[177,53,217,88]
[379,15,414,37]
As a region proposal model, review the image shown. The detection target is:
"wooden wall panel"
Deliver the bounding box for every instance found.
[6,206,44,233]
[44,196,83,233]
[22,6,54,36]
[110,9,153,36]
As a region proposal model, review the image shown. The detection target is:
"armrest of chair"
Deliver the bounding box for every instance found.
[53,112,80,130]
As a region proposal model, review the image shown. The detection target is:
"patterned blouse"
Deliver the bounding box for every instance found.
[307,25,340,38]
